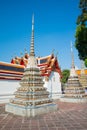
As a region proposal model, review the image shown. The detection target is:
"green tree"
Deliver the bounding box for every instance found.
[85,58,87,66]
[61,69,70,84]
[75,0,87,66]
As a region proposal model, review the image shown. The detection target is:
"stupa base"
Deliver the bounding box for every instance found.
[50,93,62,100]
[60,96,87,103]
[5,103,57,117]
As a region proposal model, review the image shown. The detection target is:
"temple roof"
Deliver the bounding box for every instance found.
[11,53,62,77]
[1,57,87,81]
[0,61,24,80]
[76,69,87,76]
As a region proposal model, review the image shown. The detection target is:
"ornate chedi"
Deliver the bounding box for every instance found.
[61,43,87,102]
[79,61,87,89]
[5,15,57,117]
[64,71,85,98]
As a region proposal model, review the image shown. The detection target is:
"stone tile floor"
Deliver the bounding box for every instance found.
[0,101,87,130]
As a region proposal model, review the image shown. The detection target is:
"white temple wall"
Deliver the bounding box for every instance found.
[43,71,62,99]
[0,80,20,103]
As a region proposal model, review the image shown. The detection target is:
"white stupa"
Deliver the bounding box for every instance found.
[60,42,87,102]
[5,15,57,117]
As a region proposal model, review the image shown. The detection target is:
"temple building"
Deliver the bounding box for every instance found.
[0,62,24,103]
[5,14,57,117]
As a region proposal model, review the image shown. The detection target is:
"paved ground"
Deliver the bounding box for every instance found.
[0,101,87,130]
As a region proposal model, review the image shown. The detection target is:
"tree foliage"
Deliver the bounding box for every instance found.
[75,0,87,65]
[85,58,87,66]
[61,69,70,84]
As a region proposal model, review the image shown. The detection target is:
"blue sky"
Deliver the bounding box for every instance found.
[0,0,81,70]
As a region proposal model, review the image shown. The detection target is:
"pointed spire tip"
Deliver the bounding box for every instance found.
[32,14,34,24]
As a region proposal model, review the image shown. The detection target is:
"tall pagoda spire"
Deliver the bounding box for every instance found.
[27,14,37,68]
[71,41,75,69]
[70,41,77,77]
[30,14,35,56]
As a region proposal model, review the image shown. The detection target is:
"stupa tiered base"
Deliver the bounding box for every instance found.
[5,66,57,117]
[6,103,57,117]
[60,96,87,103]
[60,87,87,103]
[60,76,87,103]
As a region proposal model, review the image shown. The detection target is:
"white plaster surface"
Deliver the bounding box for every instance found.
[44,71,62,99]
[60,97,87,103]
[0,80,20,103]
[6,103,57,117]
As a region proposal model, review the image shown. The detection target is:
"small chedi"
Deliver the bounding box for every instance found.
[64,71,85,98]
[5,15,57,117]
[61,43,87,102]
